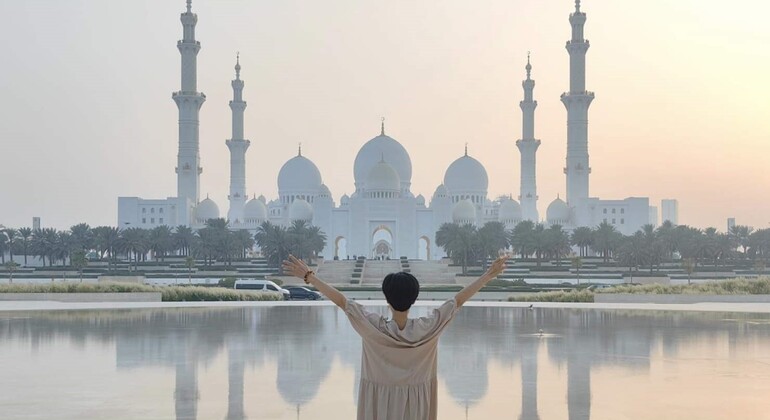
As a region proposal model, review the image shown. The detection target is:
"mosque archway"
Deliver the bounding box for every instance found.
[371,225,394,259]
[334,236,348,260]
[418,236,430,260]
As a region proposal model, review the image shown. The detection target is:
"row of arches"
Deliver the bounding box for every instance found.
[332,229,431,260]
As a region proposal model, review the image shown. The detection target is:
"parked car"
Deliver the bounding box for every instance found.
[234,279,290,300]
[285,286,322,301]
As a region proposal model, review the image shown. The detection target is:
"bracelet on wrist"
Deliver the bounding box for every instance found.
[303,270,314,284]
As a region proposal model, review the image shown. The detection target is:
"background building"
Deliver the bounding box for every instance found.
[661,199,680,225]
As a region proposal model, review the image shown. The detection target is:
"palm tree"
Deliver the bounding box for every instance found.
[509,221,536,259]
[682,257,696,285]
[655,220,678,260]
[174,225,195,256]
[117,227,149,271]
[233,230,255,259]
[287,220,313,262]
[435,223,476,274]
[185,256,196,284]
[3,228,17,263]
[69,223,93,252]
[570,226,594,257]
[545,224,570,266]
[591,222,622,263]
[748,229,770,263]
[729,225,754,257]
[255,221,291,273]
[4,261,19,283]
[712,232,737,267]
[31,228,58,267]
[529,224,549,267]
[92,226,120,271]
[476,222,509,271]
[53,231,73,267]
[638,224,662,273]
[617,232,644,283]
[70,250,88,282]
[149,225,174,261]
[18,227,32,266]
[571,256,583,285]
[306,225,327,260]
[0,231,7,264]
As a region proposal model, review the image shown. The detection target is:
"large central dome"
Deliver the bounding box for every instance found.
[444,152,489,195]
[353,128,412,191]
[277,153,322,193]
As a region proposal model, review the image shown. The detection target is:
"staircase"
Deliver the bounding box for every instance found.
[315,260,358,284]
[362,260,402,285]
[406,260,460,285]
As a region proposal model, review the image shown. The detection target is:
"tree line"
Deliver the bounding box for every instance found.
[0,219,326,272]
[436,220,770,274]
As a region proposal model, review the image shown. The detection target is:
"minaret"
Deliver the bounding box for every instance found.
[516,53,541,222]
[173,0,206,216]
[561,0,594,206]
[226,54,250,225]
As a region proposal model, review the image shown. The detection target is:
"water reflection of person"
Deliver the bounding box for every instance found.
[282,254,509,420]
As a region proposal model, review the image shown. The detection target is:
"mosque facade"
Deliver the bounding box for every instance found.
[118,0,662,260]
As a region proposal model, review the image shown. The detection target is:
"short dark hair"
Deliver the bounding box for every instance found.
[382,272,420,312]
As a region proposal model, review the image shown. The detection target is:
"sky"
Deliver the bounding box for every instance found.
[0,0,768,231]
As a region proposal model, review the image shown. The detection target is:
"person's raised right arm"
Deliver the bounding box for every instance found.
[282,255,346,308]
[454,255,508,307]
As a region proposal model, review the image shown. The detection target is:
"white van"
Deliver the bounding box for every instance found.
[234,279,290,300]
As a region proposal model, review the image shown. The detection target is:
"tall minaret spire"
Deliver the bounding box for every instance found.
[516,53,541,222]
[173,0,206,222]
[226,54,250,225]
[561,0,594,209]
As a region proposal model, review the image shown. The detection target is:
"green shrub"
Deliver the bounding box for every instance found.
[598,277,770,295]
[160,286,282,302]
[508,290,595,303]
[218,277,237,288]
[0,282,282,302]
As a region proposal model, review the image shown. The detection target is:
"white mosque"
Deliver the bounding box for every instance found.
[118,0,667,260]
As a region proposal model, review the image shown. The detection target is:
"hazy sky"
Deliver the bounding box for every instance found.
[1,0,768,230]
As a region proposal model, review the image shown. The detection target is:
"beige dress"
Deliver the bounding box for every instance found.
[344,298,460,420]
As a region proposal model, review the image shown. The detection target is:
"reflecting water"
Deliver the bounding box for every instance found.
[1,305,769,419]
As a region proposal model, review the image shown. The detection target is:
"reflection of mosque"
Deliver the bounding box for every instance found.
[1,307,765,419]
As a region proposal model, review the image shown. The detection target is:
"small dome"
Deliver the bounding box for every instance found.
[452,199,476,224]
[318,184,331,197]
[444,153,489,195]
[340,194,350,206]
[433,184,448,199]
[244,197,267,221]
[289,198,313,222]
[546,196,570,223]
[416,194,426,206]
[277,154,322,193]
[354,132,412,190]
[366,160,400,192]
[195,197,220,222]
[258,194,266,204]
[498,197,522,223]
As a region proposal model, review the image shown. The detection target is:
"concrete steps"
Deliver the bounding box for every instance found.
[362,260,402,285]
[316,260,358,284]
[404,260,459,285]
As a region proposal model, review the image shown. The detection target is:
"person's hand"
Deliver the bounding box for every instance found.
[282,255,310,278]
[484,255,509,278]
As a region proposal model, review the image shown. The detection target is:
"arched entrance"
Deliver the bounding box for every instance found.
[371,225,394,259]
[418,236,430,260]
[334,236,348,260]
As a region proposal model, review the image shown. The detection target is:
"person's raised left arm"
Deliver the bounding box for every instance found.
[282,255,347,309]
